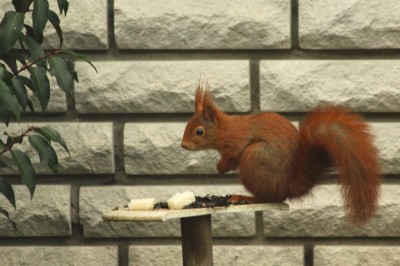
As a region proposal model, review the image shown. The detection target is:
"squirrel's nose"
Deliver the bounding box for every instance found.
[181,142,188,150]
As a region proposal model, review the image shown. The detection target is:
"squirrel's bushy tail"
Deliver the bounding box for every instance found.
[289,106,381,224]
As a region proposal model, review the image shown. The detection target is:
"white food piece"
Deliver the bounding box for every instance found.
[128,198,156,211]
[167,191,196,210]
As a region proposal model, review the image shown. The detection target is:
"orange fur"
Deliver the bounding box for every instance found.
[181,87,381,224]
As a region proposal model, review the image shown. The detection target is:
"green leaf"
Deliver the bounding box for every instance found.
[33,126,70,155]
[0,111,10,127]
[0,89,21,122]
[48,56,73,94]
[24,24,35,40]
[32,0,49,44]
[0,159,8,168]
[14,135,24,144]
[27,100,35,112]
[0,206,17,230]
[12,0,33,13]
[0,64,13,82]
[28,66,50,111]
[28,134,58,173]
[48,10,63,49]
[11,78,28,111]
[65,59,78,82]
[14,51,27,66]
[24,36,46,68]
[15,75,33,91]
[61,49,97,73]
[1,52,18,74]
[15,76,35,112]
[0,11,25,57]
[0,108,13,126]
[0,177,16,209]
[0,65,21,122]
[57,0,69,16]
[0,139,6,149]
[72,71,78,82]
[10,150,36,199]
[18,33,26,54]
[6,136,13,146]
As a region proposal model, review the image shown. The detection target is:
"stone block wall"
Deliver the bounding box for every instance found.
[1,0,400,265]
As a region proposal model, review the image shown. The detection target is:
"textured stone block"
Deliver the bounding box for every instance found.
[75,61,250,113]
[2,122,114,174]
[129,245,303,266]
[299,0,400,49]
[314,246,400,266]
[114,0,290,49]
[80,185,254,238]
[260,60,400,112]
[130,246,181,266]
[263,184,400,237]
[0,185,71,236]
[0,1,108,50]
[214,246,303,266]
[124,123,220,174]
[0,246,117,266]
[371,123,400,174]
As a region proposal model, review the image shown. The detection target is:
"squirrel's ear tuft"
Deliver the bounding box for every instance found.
[203,85,219,125]
[203,85,213,109]
[195,83,204,112]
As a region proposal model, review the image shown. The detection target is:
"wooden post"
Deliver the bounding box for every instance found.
[180,214,213,266]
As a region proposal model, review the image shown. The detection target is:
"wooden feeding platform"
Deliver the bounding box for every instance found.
[102,202,289,266]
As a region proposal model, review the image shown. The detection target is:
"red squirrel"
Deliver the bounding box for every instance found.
[181,85,381,224]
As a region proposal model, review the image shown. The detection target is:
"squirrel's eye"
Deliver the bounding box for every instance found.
[196,128,205,136]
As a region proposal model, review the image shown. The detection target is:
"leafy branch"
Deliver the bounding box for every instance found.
[12,50,62,77]
[0,0,95,228]
[0,126,34,156]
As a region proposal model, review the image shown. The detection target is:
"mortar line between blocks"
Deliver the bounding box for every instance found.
[249,59,261,113]
[113,121,127,184]
[291,0,299,49]
[304,245,314,266]
[107,0,119,55]
[118,244,129,266]
[71,184,85,243]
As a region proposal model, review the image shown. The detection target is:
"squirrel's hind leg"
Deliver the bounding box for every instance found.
[238,142,293,203]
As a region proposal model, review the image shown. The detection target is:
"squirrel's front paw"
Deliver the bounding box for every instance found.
[217,156,239,174]
[216,161,229,174]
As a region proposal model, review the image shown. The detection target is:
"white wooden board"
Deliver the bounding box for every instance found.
[102,203,289,222]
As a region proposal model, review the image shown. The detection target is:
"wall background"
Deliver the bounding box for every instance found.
[1,0,400,265]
